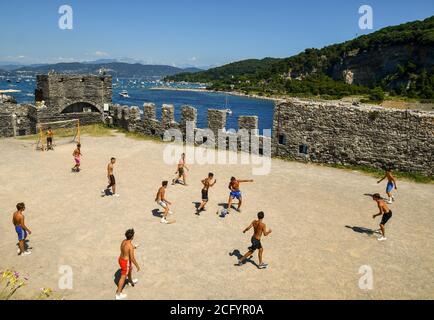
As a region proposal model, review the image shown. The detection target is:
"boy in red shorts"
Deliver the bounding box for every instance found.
[116,229,140,300]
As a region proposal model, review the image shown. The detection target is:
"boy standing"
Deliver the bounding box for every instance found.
[12,203,32,256]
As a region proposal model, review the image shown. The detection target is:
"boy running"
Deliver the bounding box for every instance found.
[372,193,393,241]
[225,177,254,214]
[12,203,32,256]
[377,169,397,204]
[72,143,82,172]
[116,229,140,300]
[155,181,173,224]
[172,153,189,186]
[237,211,272,269]
[196,173,217,215]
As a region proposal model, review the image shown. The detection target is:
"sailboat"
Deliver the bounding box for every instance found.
[222,95,232,115]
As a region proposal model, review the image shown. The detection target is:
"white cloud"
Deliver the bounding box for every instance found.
[94,51,109,57]
[189,56,197,61]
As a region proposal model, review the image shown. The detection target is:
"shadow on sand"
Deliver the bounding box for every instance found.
[152,209,162,218]
[345,225,381,236]
[229,249,259,269]
[113,269,129,290]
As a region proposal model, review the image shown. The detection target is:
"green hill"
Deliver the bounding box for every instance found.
[167,16,434,101]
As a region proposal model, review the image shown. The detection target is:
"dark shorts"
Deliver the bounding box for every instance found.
[201,189,209,201]
[109,175,116,186]
[248,237,262,252]
[381,211,393,225]
[178,167,184,176]
[47,137,52,144]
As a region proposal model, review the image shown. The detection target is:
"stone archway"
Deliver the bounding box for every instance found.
[61,102,100,114]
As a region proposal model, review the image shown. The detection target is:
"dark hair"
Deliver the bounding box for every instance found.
[16,202,25,211]
[162,181,168,187]
[208,172,214,177]
[125,229,135,240]
[77,143,81,147]
[48,127,52,130]
[258,211,265,219]
[111,157,116,161]
[373,193,381,200]
[231,177,236,181]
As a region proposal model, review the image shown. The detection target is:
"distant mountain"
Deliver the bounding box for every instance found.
[167,15,434,100]
[11,62,203,79]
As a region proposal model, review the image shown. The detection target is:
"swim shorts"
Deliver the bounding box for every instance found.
[380,211,393,225]
[118,257,130,276]
[75,157,80,165]
[15,226,27,241]
[158,200,167,208]
[386,182,394,193]
[109,175,116,186]
[248,237,262,252]
[178,167,184,176]
[202,189,209,201]
[230,191,241,200]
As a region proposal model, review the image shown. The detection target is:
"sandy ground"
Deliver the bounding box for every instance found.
[0,133,433,300]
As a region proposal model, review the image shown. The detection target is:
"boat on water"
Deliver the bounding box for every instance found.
[222,95,232,115]
[119,90,130,98]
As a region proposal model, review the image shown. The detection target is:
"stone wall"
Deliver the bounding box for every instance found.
[35,73,112,124]
[0,103,38,137]
[272,99,434,176]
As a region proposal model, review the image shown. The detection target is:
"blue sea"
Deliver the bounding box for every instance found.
[0,77,275,131]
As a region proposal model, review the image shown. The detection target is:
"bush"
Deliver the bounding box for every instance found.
[369,87,385,102]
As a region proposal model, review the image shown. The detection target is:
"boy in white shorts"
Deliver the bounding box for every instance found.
[155,181,173,224]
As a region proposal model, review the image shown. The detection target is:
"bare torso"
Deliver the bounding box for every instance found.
[156,187,165,202]
[12,211,24,227]
[120,239,132,260]
[230,181,240,192]
[378,200,390,213]
[252,220,265,240]
[107,163,114,176]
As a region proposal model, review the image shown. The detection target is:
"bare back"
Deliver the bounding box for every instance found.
[120,239,132,260]
[12,211,24,227]
[156,187,165,202]
[107,163,114,176]
[252,220,266,240]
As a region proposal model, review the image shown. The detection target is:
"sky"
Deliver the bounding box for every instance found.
[0,0,433,67]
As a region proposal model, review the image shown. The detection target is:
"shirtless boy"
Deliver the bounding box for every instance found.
[172,153,189,186]
[72,143,82,172]
[377,169,398,204]
[46,127,54,150]
[372,193,393,241]
[237,211,272,269]
[105,157,119,197]
[225,177,254,213]
[116,229,140,300]
[155,181,173,224]
[12,203,32,256]
[196,173,216,215]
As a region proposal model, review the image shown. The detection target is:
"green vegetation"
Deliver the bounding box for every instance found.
[167,16,434,101]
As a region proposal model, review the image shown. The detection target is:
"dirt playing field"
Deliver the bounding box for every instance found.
[1,132,433,300]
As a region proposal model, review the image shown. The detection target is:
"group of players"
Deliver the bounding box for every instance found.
[10,132,398,300]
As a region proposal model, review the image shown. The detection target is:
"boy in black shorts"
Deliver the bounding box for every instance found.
[196,173,216,215]
[372,193,393,241]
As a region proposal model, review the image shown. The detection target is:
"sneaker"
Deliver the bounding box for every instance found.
[115,293,127,300]
[17,248,21,254]
[237,259,243,266]
[377,236,387,241]
[387,200,392,204]
[258,263,268,269]
[128,279,139,286]
[168,211,174,215]
[20,251,32,256]
[161,218,169,224]
[113,194,120,197]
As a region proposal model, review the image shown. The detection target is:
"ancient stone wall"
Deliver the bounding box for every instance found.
[35,74,112,124]
[0,103,38,137]
[272,99,434,176]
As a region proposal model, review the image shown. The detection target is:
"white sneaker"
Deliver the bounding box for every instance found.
[168,211,174,215]
[17,248,21,254]
[128,279,139,286]
[161,218,169,224]
[387,200,393,204]
[113,194,120,197]
[20,251,32,256]
[115,293,127,300]
[378,236,387,241]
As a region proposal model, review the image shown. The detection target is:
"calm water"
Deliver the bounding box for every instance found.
[1,77,275,131]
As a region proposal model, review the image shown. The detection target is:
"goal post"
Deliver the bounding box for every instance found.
[36,119,80,151]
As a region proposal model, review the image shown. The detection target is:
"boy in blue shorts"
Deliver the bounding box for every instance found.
[377,169,397,204]
[12,203,32,256]
[224,177,254,214]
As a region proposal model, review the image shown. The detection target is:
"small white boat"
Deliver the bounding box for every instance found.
[119,90,130,98]
[224,108,232,115]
